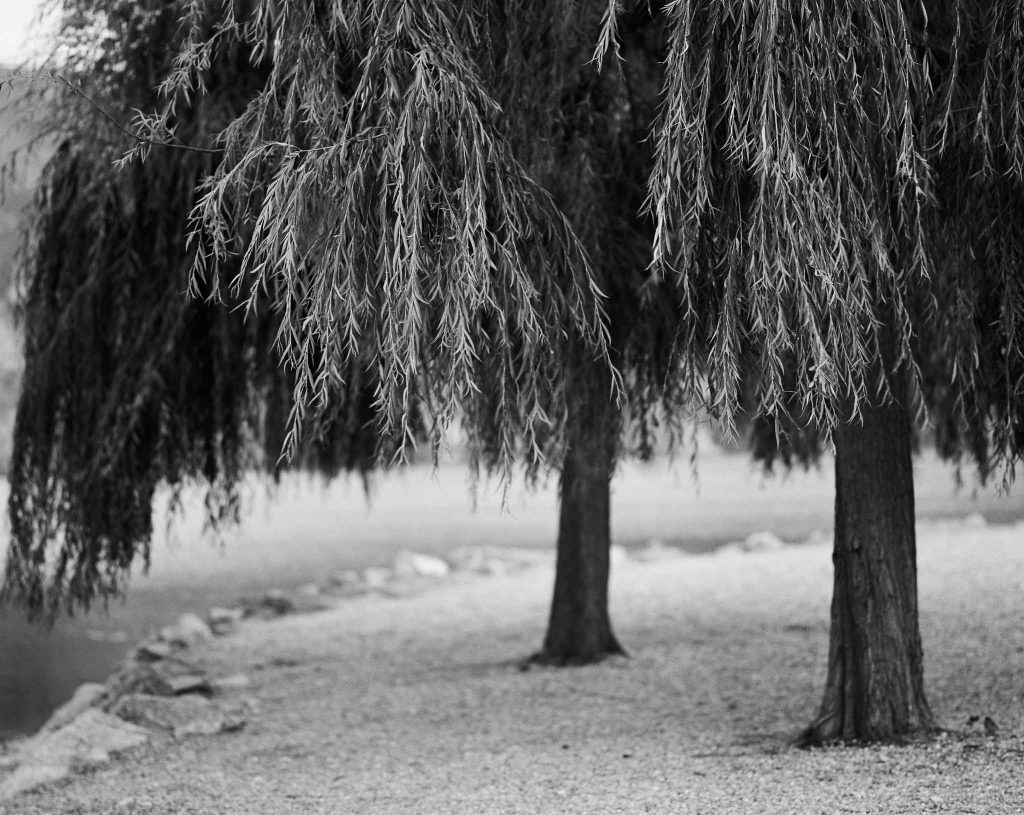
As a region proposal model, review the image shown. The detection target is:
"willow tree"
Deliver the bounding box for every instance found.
[648,2,934,743]
[645,0,1024,744]
[5,0,694,652]
[122,1,681,665]
[1,0,617,619]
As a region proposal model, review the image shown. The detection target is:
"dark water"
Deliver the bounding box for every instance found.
[1,456,1020,738]
[1,620,128,738]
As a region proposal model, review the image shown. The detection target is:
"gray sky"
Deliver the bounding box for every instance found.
[0,0,48,65]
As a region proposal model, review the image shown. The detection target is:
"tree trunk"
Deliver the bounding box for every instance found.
[531,401,625,666]
[800,381,935,744]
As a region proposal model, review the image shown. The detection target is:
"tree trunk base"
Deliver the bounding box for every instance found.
[795,718,940,749]
[521,637,627,669]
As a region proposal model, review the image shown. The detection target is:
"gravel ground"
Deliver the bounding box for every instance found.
[5,518,1024,814]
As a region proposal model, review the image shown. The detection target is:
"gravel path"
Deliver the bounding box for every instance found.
[4,518,1024,814]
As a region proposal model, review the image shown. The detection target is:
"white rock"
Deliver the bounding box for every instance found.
[42,683,107,732]
[609,544,630,569]
[175,613,213,644]
[207,607,244,636]
[297,582,321,597]
[159,613,212,648]
[741,531,785,552]
[0,709,148,800]
[392,551,451,579]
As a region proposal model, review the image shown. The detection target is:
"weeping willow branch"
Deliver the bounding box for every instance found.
[0,71,223,157]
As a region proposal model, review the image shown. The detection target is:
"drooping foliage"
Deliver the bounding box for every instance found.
[6,0,672,617]
[649,1,933,433]
[2,1,415,617]
[646,0,1024,481]
[915,0,1024,485]
[138,0,688,463]
[136,0,623,474]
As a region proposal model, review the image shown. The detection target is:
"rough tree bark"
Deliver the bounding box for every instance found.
[800,372,936,744]
[531,389,625,666]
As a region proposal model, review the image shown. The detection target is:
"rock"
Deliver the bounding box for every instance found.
[172,613,213,646]
[209,606,244,622]
[326,570,368,597]
[445,547,506,575]
[207,606,244,636]
[41,683,107,732]
[165,675,213,696]
[239,590,329,617]
[740,531,785,552]
[362,567,393,589]
[328,569,361,587]
[0,709,148,801]
[297,582,321,597]
[446,546,548,575]
[210,674,251,692]
[392,551,450,579]
[111,694,247,739]
[135,641,175,661]
[157,613,212,648]
[104,663,175,700]
[238,591,295,618]
[104,658,210,706]
[207,619,236,636]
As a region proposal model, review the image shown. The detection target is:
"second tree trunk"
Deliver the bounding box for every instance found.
[535,401,625,665]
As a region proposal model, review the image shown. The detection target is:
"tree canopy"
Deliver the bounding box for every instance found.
[648,0,1023,481]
